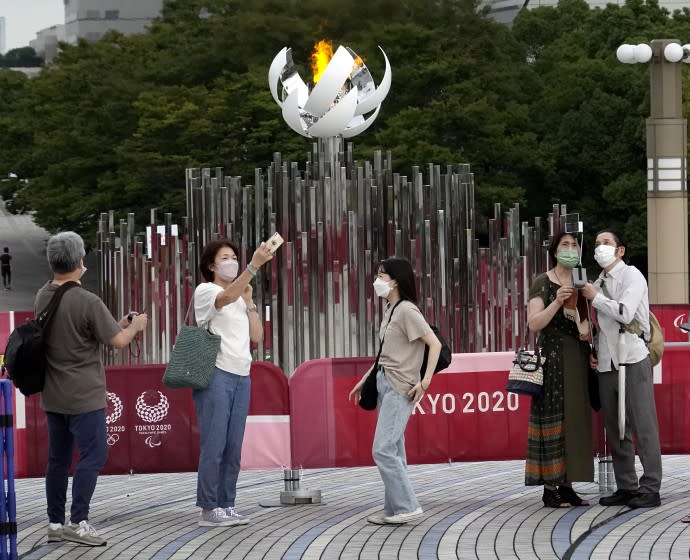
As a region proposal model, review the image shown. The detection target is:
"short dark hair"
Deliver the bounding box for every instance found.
[2,247,7,253]
[596,229,625,248]
[199,239,241,282]
[378,256,418,304]
[547,232,578,264]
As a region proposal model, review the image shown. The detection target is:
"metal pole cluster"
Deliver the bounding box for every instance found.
[97,139,564,373]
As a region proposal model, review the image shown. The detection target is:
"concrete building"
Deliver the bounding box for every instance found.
[31,0,163,61]
[63,0,163,45]
[0,16,6,55]
[30,25,65,62]
[485,0,689,25]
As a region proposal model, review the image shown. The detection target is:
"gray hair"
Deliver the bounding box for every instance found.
[46,232,85,273]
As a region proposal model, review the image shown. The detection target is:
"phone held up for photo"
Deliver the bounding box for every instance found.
[572,266,588,289]
[266,232,284,254]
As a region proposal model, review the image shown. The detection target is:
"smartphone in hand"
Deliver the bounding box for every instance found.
[266,232,284,254]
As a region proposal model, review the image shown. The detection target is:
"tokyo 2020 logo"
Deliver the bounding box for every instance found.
[135,391,169,423]
[106,392,123,424]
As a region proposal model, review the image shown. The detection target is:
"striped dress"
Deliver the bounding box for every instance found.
[525,273,594,486]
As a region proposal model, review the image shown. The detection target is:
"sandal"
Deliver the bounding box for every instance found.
[558,485,590,506]
[542,487,571,508]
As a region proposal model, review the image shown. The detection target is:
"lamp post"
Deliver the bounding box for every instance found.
[617,40,690,304]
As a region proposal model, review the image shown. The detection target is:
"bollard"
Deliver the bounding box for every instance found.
[598,455,615,493]
[283,469,301,492]
[259,467,323,507]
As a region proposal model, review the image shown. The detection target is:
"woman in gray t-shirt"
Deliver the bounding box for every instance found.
[349,257,442,525]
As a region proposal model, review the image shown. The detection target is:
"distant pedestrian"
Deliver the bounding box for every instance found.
[1,247,11,289]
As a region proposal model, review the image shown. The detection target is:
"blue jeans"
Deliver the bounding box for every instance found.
[372,369,420,515]
[193,368,251,509]
[45,409,108,524]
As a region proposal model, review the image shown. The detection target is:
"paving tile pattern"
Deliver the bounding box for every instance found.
[13,457,690,559]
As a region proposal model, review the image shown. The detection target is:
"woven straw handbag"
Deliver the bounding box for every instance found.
[163,297,221,390]
[506,347,545,397]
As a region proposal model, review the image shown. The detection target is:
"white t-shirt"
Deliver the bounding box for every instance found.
[194,282,252,376]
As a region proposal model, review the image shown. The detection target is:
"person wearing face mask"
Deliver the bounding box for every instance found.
[581,230,662,509]
[36,232,148,546]
[348,257,442,525]
[524,232,593,508]
[191,238,273,527]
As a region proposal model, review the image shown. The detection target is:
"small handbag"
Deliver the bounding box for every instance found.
[163,297,221,390]
[506,345,545,398]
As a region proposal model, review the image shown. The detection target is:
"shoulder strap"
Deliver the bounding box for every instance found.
[37,281,81,330]
[374,300,403,364]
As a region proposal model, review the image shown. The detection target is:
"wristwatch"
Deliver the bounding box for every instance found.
[246,304,258,313]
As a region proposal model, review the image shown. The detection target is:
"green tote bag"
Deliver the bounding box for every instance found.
[163,298,221,389]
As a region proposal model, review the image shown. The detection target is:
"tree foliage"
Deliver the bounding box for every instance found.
[0,0,689,265]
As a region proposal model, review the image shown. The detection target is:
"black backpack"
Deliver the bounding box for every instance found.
[420,325,452,375]
[2,281,80,396]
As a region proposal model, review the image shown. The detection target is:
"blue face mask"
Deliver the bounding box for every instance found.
[556,249,579,269]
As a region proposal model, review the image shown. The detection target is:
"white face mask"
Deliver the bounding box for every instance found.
[373,277,393,298]
[80,266,87,278]
[594,245,617,268]
[215,259,239,281]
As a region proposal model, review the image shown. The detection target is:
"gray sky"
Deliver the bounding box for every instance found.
[0,0,64,53]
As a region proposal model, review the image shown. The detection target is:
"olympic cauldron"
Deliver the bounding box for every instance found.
[96,41,558,374]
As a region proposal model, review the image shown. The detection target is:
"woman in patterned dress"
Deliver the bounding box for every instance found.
[525,232,593,507]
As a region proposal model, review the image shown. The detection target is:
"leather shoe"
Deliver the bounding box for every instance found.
[599,489,637,506]
[627,492,661,508]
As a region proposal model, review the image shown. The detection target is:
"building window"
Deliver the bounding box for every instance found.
[105,10,119,20]
[86,10,100,19]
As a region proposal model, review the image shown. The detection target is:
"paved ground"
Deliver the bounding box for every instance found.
[10,456,690,559]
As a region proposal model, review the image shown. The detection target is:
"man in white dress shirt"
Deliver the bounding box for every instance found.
[582,230,662,508]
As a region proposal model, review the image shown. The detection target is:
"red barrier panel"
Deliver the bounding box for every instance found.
[290,353,537,468]
[23,362,289,477]
[290,348,690,468]
[653,304,690,342]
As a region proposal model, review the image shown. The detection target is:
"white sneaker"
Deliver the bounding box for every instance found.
[63,520,106,546]
[47,522,63,542]
[383,507,424,524]
[199,507,235,527]
[223,507,250,525]
[366,513,389,525]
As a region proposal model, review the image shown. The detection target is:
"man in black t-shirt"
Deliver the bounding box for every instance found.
[0,247,11,289]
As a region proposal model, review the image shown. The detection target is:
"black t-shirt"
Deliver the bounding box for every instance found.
[0,254,10,268]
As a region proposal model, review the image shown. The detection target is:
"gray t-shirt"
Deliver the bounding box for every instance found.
[378,300,432,397]
[34,282,121,414]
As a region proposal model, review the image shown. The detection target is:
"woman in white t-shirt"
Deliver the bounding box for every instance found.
[193,238,272,527]
[349,257,442,526]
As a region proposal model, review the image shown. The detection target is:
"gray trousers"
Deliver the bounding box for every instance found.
[598,356,662,494]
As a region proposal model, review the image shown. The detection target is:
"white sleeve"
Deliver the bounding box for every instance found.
[194,283,221,326]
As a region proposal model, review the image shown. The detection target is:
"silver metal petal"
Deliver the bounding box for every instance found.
[342,105,381,138]
[268,47,288,107]
[303,46,355,118]
[354,46,391,116]
[307,87,359,138]
[282,89,310,137]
